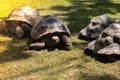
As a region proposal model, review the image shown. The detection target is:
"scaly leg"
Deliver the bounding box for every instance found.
[62,35,72,50]
[29,42,45,50]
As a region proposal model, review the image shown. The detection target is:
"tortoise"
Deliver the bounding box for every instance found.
[79,14,116,40]
[85,23,120,61]
[30,15,72,50]
[5,6,42,38]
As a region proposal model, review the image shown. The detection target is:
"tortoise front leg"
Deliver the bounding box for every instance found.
[16,26,24,38]
[29,42,45,50]
[62,35,72,50]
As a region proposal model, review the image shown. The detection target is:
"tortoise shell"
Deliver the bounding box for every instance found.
[31,15,70,40]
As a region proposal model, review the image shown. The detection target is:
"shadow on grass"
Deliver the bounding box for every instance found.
[50,0,120,61]
[50,0,120,34]
[84,48,120,63]
[0,18,32,63]
[72,39,120,63]
[84,51,117,63]
[0,31,31,63]
[77,73,119,80]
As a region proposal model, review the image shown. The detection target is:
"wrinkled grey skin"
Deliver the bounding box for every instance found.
[85,23,120,55]
[30,15,72,50]
[79,15,116,40]
[5,6,42,38]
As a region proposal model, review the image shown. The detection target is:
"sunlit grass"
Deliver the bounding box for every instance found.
[0,35,12,53]
[0,35,12,42]
[0,0,71,18]
[0,46,7,53]
[0,0,41,17]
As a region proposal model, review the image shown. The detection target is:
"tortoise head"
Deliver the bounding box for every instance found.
[51,36,60,45]
[79,15,116,40]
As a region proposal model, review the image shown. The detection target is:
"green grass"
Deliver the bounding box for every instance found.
[0,0,120,80]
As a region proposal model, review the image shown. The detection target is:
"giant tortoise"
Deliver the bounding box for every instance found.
[85,23,120,61]
[79,14,116,40]
[5,6,42,38]
[30,15,72,50]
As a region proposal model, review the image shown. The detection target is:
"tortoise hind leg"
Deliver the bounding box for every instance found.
[29,42,45,50]
[62,35,72,50]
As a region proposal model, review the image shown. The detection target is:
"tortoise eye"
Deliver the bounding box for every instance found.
[92,22,98,26]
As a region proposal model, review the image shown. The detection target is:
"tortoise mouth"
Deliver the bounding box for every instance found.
[78,33,95,41]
